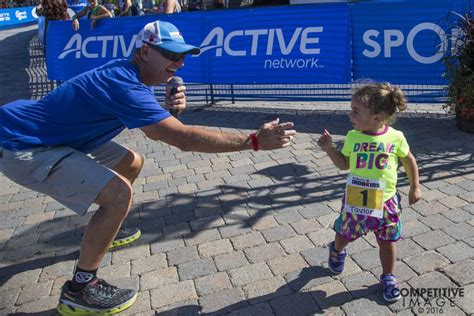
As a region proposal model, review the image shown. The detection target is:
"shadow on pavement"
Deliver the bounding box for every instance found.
[0,162,343,286]
[154,266,384,315]
[9,310,56,316]
[1,107,473,291]
[0,29,56,105]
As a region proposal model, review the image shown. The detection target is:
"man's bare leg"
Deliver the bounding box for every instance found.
[113,150,144,184]
[79,150,144,268]
[58,174,137,315]
[107,150,145,250]
[78,174,133,270]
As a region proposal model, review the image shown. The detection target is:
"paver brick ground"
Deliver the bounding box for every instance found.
[0,25,473,315]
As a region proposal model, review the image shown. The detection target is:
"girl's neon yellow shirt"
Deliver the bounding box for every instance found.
[341,126,409,201]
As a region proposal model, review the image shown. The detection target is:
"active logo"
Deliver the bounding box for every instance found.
[197,26,323,57]
[198,26,325,70]
[58,26,325,70]
[59,34,138,59]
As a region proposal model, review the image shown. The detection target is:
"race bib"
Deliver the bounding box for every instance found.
[344,174,385,218]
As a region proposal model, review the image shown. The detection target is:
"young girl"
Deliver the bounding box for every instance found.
[317,83,422,302]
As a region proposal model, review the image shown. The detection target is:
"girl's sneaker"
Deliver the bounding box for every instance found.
[381,273,401,302]
[327,241,347,274]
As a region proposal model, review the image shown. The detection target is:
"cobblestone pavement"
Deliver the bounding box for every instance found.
[0,25,473,315]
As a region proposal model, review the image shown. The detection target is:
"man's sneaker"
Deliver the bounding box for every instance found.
[381,274,401,302]
[327,241,347,274]
[109,227,141,250]
[57,279,137,315]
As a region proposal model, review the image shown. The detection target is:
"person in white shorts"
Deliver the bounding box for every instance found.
[0,20,296,315]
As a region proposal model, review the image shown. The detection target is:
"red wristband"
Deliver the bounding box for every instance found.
[250,133,259,151]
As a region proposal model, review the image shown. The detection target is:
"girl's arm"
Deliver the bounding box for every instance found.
[325,147,350,170]
[400,151,422,205]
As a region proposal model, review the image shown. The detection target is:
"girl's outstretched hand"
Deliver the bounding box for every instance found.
[317,129,334,152]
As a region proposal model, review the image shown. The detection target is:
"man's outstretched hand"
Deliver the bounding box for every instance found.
[256,118,296,150]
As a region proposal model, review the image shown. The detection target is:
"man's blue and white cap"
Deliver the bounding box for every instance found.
[136,20,200,55]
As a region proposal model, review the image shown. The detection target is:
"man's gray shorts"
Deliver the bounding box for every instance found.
[0,142,128,216]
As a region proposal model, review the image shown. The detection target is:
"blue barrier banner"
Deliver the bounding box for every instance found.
[352,0,473,85]
[46,4,351,83]
[0,6,38,29]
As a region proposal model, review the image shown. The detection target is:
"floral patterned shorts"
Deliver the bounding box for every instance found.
[334,193,402,242]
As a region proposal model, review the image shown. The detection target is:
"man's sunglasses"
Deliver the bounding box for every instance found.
[149,45,186,62]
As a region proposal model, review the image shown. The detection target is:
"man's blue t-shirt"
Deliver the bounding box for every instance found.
[0,59,171,152]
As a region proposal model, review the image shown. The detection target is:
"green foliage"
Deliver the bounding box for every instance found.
[444,5,474,114]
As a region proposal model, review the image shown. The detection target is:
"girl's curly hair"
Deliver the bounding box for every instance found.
[353,83,407,123]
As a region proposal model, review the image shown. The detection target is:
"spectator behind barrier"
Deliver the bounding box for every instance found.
[141,0,155,13]
[103,1,116,16]
[213,0,224,8]
[35,0,44,15]
[43,0,69,51]
[162,0,180,13]
[130,0,143,16]
[44,0,69,20]
[117,0,132,16]
[187,0,200,11]
[134,0,142,10]
[71,0,112,30]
